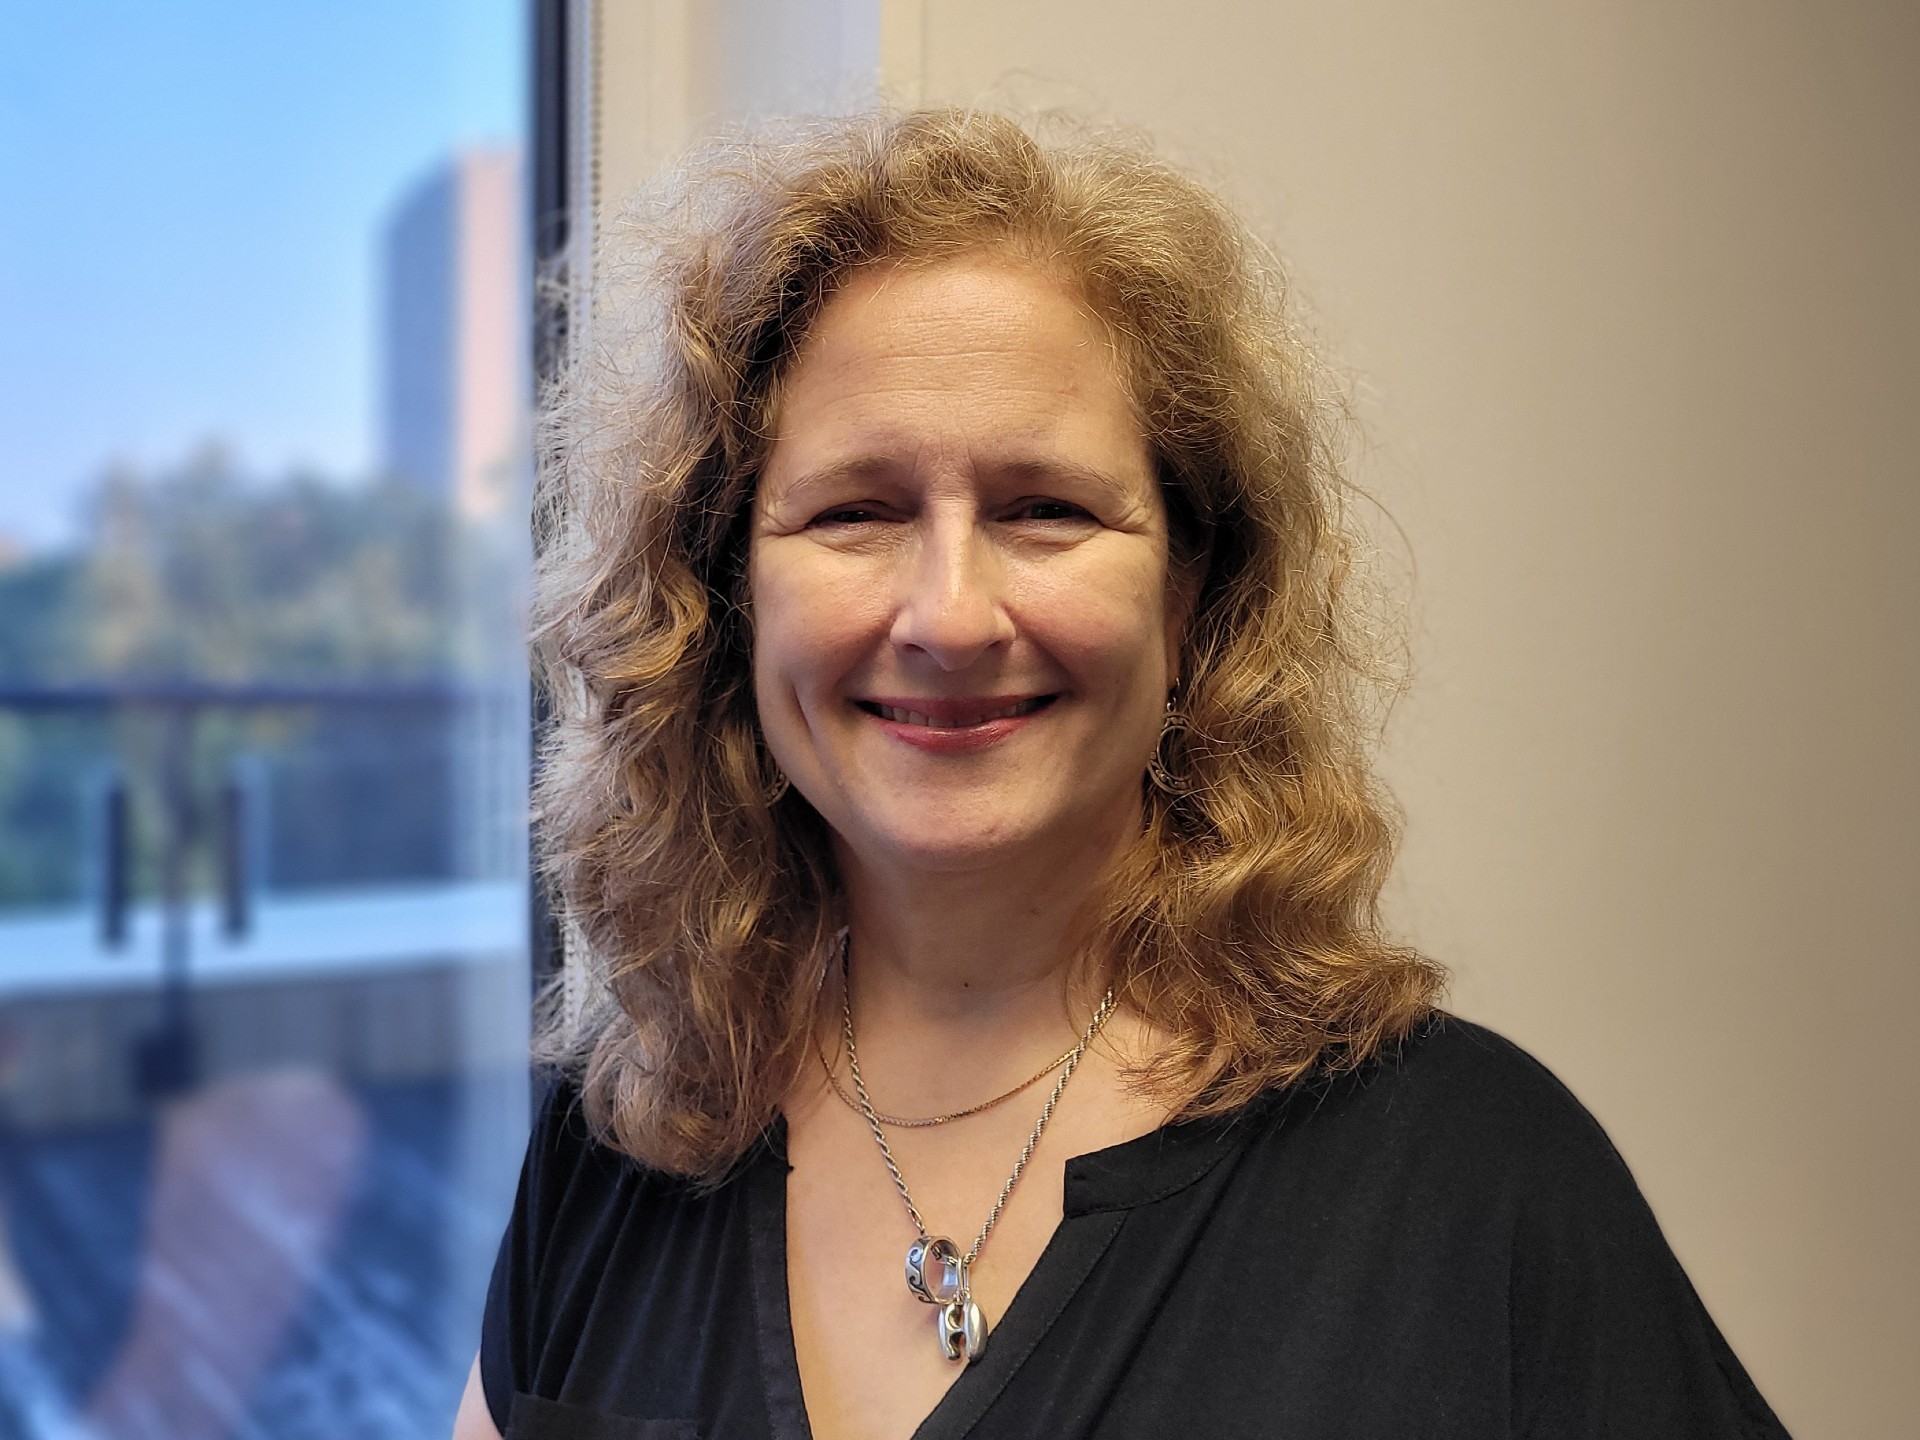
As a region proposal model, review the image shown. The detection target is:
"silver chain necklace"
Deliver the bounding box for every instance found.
[837,933,1117,1364]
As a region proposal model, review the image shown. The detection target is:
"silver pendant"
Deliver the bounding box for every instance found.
[906,1235,963,1305]
[937,1297,987,1364]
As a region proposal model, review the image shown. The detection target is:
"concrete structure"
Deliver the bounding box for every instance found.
[380,149,533,896]
[0,881,525,1128]
[380,147,526,522]
[572,4,1919,1434]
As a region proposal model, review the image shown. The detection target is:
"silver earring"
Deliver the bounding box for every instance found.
[764,765,790,805]
[1147,700,1194,797]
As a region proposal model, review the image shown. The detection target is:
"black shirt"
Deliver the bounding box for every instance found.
[480,1017,1789,1438]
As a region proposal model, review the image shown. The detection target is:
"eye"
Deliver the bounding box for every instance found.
[1005,498,1092,523]
[809,504,882,527]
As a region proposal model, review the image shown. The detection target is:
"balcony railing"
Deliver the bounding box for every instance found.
[0,680,528,1438]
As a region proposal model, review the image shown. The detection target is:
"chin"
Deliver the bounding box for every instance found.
[868,815,1038,874]
[834,788,1133,877]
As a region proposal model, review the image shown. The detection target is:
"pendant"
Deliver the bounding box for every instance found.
[937,1297,988,1364]
[906,1235,964,1305]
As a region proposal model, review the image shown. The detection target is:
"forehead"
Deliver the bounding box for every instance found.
[760,255,1152,500]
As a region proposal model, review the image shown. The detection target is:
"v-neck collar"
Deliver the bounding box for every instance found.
[744,1103,1270,1440]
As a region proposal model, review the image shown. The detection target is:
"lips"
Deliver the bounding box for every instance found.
[854,695,1056,729]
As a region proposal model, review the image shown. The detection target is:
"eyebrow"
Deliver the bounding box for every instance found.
[768,453,1140,503]
[766,456,903,497]
[992,456,1140,498]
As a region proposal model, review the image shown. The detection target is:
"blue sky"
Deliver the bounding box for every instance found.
[0,0,523,549]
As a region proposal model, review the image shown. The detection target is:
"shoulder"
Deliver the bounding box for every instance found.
[481,1073,766,1428]
[512,1070,718,1252]
[1326,1024,1791,1435]
[514,1071,635,1233]
[1245,1014,1645,1215]
[1365,1014,1614,1138]
[1242,1014,1702,1327]
[1169,1021,1790,1436]
[1365,1012,1602,1118]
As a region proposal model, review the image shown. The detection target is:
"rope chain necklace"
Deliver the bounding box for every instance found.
[837,933,1117,1364]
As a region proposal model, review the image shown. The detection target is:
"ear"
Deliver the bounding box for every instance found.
[1163,558,1200,688]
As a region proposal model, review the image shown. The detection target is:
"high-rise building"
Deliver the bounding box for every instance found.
[380,147,525,522]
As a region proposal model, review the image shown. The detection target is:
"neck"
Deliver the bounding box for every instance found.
[828,813,1134,1088]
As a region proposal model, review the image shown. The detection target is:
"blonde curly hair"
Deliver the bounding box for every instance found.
[533,108,1444,1179]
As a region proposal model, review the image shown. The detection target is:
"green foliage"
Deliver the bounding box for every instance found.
[0,553,86,683]
[72,449,459,683]
[0,449,498,907]
[0,710,103,905]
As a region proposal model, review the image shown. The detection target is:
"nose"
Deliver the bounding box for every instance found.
[889,513,1014,670]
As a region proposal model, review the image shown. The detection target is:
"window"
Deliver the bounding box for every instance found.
[0,6,533,1435]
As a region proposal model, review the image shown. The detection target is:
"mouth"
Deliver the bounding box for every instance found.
[852,695,1057,729]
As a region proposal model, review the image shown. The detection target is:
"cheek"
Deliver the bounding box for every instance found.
[748,547,881,706]
[753,612,839,705]
[1023,556,1173,691]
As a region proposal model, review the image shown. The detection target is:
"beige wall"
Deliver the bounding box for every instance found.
[587,3,1919,1431]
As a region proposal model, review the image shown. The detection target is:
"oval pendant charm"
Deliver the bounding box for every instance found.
[905,1235,963,1305]
[937,1297,988,1364]
[962,1298,988,1361]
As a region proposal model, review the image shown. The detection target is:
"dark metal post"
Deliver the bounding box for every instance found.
[100,774,131,949]
[217,771,250,940]
[136,700,200,1097]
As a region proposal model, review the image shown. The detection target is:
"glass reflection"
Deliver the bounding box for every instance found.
[0,10,530,1436]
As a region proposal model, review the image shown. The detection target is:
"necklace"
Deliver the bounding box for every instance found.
[838,935,1117,1364]
[814,1026,1081,1127]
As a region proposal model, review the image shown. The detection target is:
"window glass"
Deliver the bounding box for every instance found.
[0,5,530,1435]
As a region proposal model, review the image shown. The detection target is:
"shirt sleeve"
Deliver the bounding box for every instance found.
[478,1074,578,1434]
[1501,1049,1790,1439]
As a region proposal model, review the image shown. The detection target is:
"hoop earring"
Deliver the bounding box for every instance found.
[1147,700,1194,797]
[764,764,791,806]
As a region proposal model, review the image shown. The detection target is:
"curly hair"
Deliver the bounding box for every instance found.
[532,108,1445,1179]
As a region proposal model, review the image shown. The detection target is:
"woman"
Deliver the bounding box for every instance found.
[455,110,1788,1439]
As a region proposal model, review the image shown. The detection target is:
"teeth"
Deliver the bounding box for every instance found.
[873,699,1042,728]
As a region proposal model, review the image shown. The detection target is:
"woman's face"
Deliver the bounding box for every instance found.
[749,255,1183,876]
